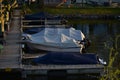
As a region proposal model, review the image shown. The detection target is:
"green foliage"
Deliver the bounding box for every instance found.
[44,7,120,15]
[21,3,44,14]
[21,4,32,15]
[22,3,120,15]
[100,35,120,80]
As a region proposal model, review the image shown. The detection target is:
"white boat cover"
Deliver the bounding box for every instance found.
[25,27,85,52]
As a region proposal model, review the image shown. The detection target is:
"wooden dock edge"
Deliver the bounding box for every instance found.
[21,64,104,78]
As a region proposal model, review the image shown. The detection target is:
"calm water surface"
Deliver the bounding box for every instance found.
[75,22,120,63]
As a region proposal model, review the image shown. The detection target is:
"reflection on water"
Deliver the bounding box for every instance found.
[75,22,120,63]
[25,20,120,80]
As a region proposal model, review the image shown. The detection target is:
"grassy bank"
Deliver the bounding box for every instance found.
[22,4,120,15]
[44,7,120,15]
[67,19,120,25]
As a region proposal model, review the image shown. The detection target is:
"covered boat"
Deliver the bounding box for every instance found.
[24,27,85,52]
[33,52,99,65]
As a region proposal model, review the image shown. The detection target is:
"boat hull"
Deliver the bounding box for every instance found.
[27,42,83,53]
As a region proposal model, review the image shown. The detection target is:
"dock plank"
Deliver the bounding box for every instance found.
[23,64,104,70]
[0,10,22,69]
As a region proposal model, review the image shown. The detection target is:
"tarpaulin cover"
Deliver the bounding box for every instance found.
[26,27,85,48]
[33,52,98,65]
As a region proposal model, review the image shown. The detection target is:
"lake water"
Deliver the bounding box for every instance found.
[24,19,120,80]
[74,20,120,63]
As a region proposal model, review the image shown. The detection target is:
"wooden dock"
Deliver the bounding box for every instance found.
[23,64,104,71]
[22,25,67,28]
[0,9,105,79]
[21,53,104,78]
[22,64,104,78]
[22,19,67,28]
[0,9,22,69]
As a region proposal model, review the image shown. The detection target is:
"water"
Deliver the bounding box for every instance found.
[24,19,120,80]
[74,21,120,63]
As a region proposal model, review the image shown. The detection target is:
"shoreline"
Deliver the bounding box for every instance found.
[51,14,120,20]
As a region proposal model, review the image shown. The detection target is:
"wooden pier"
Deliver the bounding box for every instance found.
[0,9,22,69]
[22,20,67,28]
[22,53,104,77]
[21,64,104,78]
[22,25,67,28]
[0,9,105,79]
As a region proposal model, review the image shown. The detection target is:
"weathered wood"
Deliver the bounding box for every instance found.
[22,64,104,76]
[23,64,104,70]
[22,19,65,26]
[22,25,66,28]
[0,9,22,69]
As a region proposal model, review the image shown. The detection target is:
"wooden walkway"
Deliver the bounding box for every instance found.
[23,64,104,70]
[0,9,22,69]
[22,64,104,76]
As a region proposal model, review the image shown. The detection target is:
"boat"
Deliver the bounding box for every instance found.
[23,27,86,53]
[32,52,99,65]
